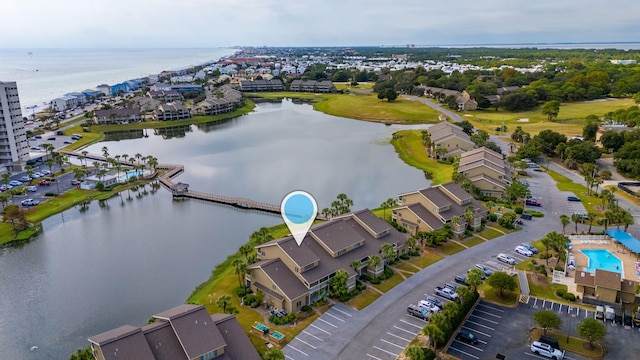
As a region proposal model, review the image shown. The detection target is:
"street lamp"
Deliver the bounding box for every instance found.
[567,312,576,343]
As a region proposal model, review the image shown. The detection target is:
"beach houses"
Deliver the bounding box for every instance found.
[156,102,191,121]
[94,108,142,125]
[392,182,488,237]
[248,209,407,313]
[239,79,284,92]
[458,147,511,197]
[289,80,337,93]
[50,95,78,112]
[88,304,260,360]
[420,86,478,111]
[427,122,475,160]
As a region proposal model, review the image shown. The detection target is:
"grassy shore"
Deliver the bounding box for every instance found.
[389,129,453,185]
[248,92,441,124]
[461,98,634,136]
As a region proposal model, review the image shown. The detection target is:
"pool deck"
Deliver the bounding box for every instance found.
[569,238,638,283]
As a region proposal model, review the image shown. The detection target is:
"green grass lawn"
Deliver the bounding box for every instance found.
[394,261,420,273]
[479,228,503,240]
[463,237,485,247]
[372,273,404,292]
[408,251,443,268]
[462,98,634,136]
[478,281,519,306]
[314,94,441,124]
[334,82,374,90]
[346,288,381,310]
[547,169,603,215]
[440,241,466,255]
[390,130,454,184]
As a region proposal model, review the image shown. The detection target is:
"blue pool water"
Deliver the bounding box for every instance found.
[271,331,284,340]
[582,249,623,275]
[254,323,269,331]
[119,170,145,182]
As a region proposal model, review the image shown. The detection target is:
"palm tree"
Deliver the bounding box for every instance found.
[405,237,417,253]
[216,294,231,313]
[1,173,10,188]
[622,211,635,232]
[231,258,247,289]
[239,243,253,262]
[101,146,109,159]
[135,153,143,165]
[380,243,396,264]
[559,214,570,234]
[368,255,381,274]
[571,213,582,234]
[250,227,273,245]
[541,233,553,266]
[350,260,362,276]
[463,205,475,231]
[380,198,397,220]
[549,232,569,268]
[451,215,460,235]
[121,153,129,165]
[587,212,597,233]
[147,157,158,172]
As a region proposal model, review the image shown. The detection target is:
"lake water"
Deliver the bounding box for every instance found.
[0,100,430,359]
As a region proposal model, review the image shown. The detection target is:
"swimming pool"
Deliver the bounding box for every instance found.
[119,170,145,182]
[581,249,623,275]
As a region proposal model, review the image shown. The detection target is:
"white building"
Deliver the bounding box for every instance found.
[50,95,78,111]
[0,81,29,171]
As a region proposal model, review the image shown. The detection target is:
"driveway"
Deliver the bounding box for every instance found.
[402,95,464,123]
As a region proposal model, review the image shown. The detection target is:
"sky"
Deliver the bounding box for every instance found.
[3,0,640,48]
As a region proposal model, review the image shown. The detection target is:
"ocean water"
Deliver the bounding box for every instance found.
[0,48,235,114]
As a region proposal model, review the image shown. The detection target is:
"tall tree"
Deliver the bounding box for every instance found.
[487,271,517,298]
[216,294,231,313]
[577,318,606,350]
[380,243,396,264]
[559,214,570,234]
[541,100,561,121]
[231,258,247,289]
[533,310,562,335]
[328,269,349,297]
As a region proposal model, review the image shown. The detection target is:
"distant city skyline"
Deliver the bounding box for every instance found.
[3,0,640,48]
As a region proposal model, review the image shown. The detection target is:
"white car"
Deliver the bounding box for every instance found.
[515,245,533,257]
[531,341,564,359]
[418,300,440,313]
[497,253,516,265]
[41,170,51,175]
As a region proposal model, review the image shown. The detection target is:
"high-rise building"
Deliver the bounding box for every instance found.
[0,81,29,170]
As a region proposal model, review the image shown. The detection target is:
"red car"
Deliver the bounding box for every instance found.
[39,180,51,186]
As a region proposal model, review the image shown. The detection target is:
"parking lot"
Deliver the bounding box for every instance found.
[364,309,427,359]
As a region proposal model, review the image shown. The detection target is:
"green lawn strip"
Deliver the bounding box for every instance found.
[606,184,640,206]
[462,237,485,247]
[478,281,519,306]
[371,273,404,293]
[530,328,603,358]
[439,241,466,255]
[345,288,381,310]
[394,261,419,273]
[334,82,375,90]
[390,130,453,185]
[479,228,503,239]
[408,251,443,268]
[547,169,603,215]
[314,94,441,124]
[462,98,634,136]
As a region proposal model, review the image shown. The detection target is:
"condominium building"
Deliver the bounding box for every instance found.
[0,81,29,171]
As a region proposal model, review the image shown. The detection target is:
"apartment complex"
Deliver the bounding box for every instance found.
[392,182,488,237]
[0,81,29,171]
[88,304,260,360]
[249,209,407,313]
[458,147,511,197]
[427,122,475,160]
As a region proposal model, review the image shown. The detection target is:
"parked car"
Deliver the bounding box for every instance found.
[497,253,516,265]
[47,136,56,141]
[520,213,533,220]
[418,300,440,313]
[454,274,468,285]
[39,180,51,186]
[615,310,623,324]
[26,186,37,192]
[407,304,430,321]
[515,245,534,257]
[445,282,459,291]
[434,286,458,300]
[31,173,41,178]
[424,296,443,308]
[456,328,478,345]
[40,170,51,175]
[520,243,538,254]
[474,264,493,277]
[19,176,31,182]
[634,311,640,328]
[567,196,580,202]
[539,335,560,350]
[71,179,82,185]
[531,341,564,359]
[573,212,589,221]
[624,309,633,327]
[21,199,39,206]
[605,306,615,322]
[595,306,604,320]
[9,180,22,186]
[525,199,541,206]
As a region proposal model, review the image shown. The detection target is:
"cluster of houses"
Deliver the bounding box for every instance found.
[246,182,487,314]
[424,121,512,198]
[419,85,521,111]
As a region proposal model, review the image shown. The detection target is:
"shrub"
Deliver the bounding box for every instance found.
[554,266,564,272]
[45,192,56,197]
[95,182,104,191]
[489,213,498,222]
[399,254,410,260]
[555,288,567,297]
[301,305,312,313]
[539,253,552,260]
[235,287,247,297]
[525,210,544,217]
[410,250,420,256]
[338,293,352,302]
[563,292,576,301]
[514,207,524,214]
[422,348,436,360]
[360,274,372,282]
[384,267,394,278]
[269,312,297,325]
[370,277,381,284]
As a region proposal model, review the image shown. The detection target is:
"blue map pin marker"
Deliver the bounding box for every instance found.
[281,191,318,246]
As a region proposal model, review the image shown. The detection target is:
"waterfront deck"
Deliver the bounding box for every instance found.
[63,149,293,217]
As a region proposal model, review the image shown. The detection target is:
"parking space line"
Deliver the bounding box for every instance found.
[294,337,317,349]
[302,330,323,341]
[399,319,424,329]
[558,304,563,313]
[373,345,399,357]
[387,331,412,342]
[325,312,346,322]
[477,339,488,344]
[448,346,480,359]
[463,326,491,337]
[474,309,502,318]
[533,298,538,307]
[285,355,296,360]
[470,314,498,324]
[331,307,352,317]
[380,338,405,350]
[366,354,383,360]
[288,345,309,357]
[394,325,418,335]
[466,320,495,330]
[318,318,338,328]
[454,340,484,351]
[310,324,331,335]
[477,303,504,312]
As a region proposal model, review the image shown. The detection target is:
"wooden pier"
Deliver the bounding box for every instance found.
[63,149,286,216]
